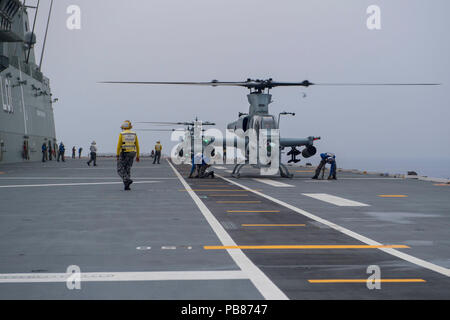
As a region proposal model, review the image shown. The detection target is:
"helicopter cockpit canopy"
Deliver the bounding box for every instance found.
[251,115,278,132]
[261,116,277,129]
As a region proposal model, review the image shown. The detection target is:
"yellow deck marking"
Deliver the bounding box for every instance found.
[242,224,306,227]
[308,279,425,283]
[434,184,450,186]
[378,195,408,198]
[295,170,315,173]
[217,201,261,204]
[227,210,280,213]
[204,245,409,250]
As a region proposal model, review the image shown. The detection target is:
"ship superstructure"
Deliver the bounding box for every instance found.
[0,0,56,163]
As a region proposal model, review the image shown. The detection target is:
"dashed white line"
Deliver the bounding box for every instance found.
[253,178,294,187]
[217,174,450,278]
[302,193,370,207]
[297,177,400,180]
[213,166,227,170]
[161,246,177,250]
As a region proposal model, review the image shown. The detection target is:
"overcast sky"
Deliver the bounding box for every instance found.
[31,0,450,175]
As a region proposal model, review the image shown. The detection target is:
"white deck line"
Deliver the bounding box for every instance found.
[59,167,163,170]
[0,181,159,188]
[302,193,370,207]
[253,178,294,187]
[295,177,400,180]
[0,270,248,284]
[0,177,176,180]
[168,160,288,300]
[217,174,450,278]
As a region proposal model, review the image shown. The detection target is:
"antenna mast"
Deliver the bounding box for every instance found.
[39,0,53,71]
[26,0,40,64]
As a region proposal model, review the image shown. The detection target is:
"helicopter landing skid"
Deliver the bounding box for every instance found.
[231,163,293,179]
[279,164,294,178]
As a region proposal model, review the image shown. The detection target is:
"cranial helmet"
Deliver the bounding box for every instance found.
[121,120,132,130]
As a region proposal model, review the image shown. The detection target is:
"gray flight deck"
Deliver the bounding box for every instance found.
[0,158,449,299]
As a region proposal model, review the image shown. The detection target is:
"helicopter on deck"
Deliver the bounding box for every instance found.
[134,118,218,162]
[101,78,439,178]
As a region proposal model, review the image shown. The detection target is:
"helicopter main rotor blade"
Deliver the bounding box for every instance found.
[136,128,185,132]
[136,128,209,132]
[136,121,189,125]
[99,79,313,89]
[100,81,251,87]
[136,121,216,126]
[100,79,440,90]
[313,83,441,86]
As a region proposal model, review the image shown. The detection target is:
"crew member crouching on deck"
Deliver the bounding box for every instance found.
[312,152,337,180]
[116,120,140,190]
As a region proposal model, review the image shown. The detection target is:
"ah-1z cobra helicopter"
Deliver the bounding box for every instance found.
[101,78,438,178]
[134,118,218,161]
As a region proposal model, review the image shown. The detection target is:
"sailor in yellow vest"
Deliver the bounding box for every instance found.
[153,141,162,164]
[116,120,140,190]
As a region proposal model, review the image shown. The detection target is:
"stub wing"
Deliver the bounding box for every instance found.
[281,136,321,160]
[280,136,320,148]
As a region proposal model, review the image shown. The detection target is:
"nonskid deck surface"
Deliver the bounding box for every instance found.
[0,158,448,299]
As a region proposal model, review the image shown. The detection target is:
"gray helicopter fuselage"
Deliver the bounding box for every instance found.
[227,93,278,132]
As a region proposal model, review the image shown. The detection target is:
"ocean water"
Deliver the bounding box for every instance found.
[335,157,450,179]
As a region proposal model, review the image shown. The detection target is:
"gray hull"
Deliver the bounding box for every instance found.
[0,1,56,164]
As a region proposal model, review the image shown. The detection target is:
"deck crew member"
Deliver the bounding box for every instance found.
[312,152,337,180]
[53,142,57,159]
[57,142,65,162]
[41,142,47,162]
[153,141,162,164]
[87,141,97,166]
[188,152,202,178]
[116,120,140,190]
[78,147,83,159]
[198,154,214,179]
[72,146,76,159]
[23,141,29,160]
[48,141,52,161]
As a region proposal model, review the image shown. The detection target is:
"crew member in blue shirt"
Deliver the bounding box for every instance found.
[312,152,336,180]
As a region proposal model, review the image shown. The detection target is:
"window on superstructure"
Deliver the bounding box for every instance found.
[6,79,12,113]
[1,78,6,112]
[1,77,13,113]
